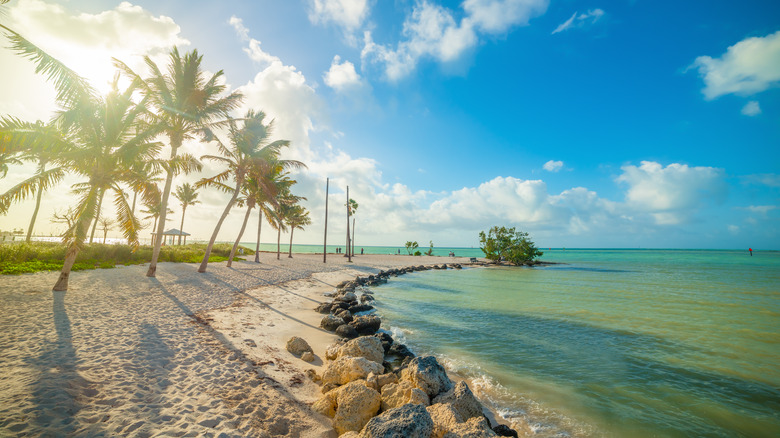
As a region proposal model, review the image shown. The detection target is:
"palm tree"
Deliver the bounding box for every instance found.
[285,204,311,258]
[0,119,68,241]
[270,187,306,260]
[346,198,358,257]
[173,182,199,245]
[98,216,115,243]
[0,152,21,179]
[140,193,173,246]
[196,110,300,273]
[115,47,242,277]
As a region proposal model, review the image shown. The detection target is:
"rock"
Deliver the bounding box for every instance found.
[337,336,385,364]
[373,332,394,354]
[286,336,313,357]
[321,314,345,332]
[360,293,375,303]
[361,403,434,438]
[339,433,360,438]
[325,342,343,360]
[443,416,497,438]
[312,388,338,418]
[348,303,375,314]
[349,315,382,335]
[388,343,414,359]
[492,424,519,437]
[301,351,315,362]
[305,369,321,383]
[432,381,483,421]
[367,372,398,392]
[321,356,385,386]
[321,382,339,394]
[400,356,454,398]
[335,324,359,339]
[315,302,333,314]
[333,381,381,435]
[343,292,358,302]
[380,380,430,411]
[427,403,464,438]
[334,308,354,323]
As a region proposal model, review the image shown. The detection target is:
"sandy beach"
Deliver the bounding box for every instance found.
[0,252,476,437]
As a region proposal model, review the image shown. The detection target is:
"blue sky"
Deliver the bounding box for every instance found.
[0,0,778,249]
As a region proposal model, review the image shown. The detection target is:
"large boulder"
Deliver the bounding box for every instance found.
[321,356,385,386]
[342,292,358,302]
[285,336,313,357]
[361,403,434,438]
[315,302,333,314]
[350,315,382,335]
[432,381,484,421]
[321,314,345,332]
[399,356,454,398]
[335,324,359,339]
[427,403,463,438]
[380,380,430,412]
[387,343,414,359]
[333,381,381,435]
[492,424,519,437]
[373,332,394,354]
[367,372,398,392]
[337,336,385,364]
[334,308,354,323]
[443,416,497,438]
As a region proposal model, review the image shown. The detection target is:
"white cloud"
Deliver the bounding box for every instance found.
[728,224,740,234]
[741,100,761,116]
[324,55,363,91]
[691,30,780,99]
[228,16,250,41]
[551,8,604,34]
[308,0,371,36]
[543,160,564,172]
[361,0,547,81]
[616,161,727,225]
[742,205,777,215]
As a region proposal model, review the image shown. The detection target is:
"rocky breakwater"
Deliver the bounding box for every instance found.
[309,266,518,438]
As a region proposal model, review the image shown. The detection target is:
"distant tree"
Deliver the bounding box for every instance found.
[404,241,418,255]
[98,216,115,243]
[425,240,434,256]
[173,183,199,245]
[346,198,358,257]
[478,226,543,265]
[285,204,311,258]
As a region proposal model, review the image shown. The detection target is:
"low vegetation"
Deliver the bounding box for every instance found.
[0,242,253,275]
[479,226,543,265]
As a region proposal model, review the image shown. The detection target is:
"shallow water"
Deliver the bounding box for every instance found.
[371,249,780,437]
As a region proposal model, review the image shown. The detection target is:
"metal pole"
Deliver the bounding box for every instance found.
[323,178,329,263]
[346,186,352,263]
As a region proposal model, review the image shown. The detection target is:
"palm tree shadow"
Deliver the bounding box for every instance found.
[26,291,98,434]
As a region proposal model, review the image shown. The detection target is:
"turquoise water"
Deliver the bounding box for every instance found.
[369,249,780,437]
[239,242,485,257]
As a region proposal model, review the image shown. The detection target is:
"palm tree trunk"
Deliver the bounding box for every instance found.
[254,210,262,263]
[352,218,356,257]
[276,225,281,260]
[147,141,180,277]
[198,180,242,273]
[53,246,79,291]
[288,227,294,258]
[129,190,138,245]
[178,205,187,245]
[103,228,108,243]
[26,180,44,243]
[89,189,105,244]
[151,216,158,245]
[228,205,253,267]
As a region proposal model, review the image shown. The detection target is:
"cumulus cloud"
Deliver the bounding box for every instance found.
[551,8,604,34]
[323,55,363,91]
[741,100,761,116]
[616,161,727,225]
[308,0,371,37]
[691,30,780,100]
[543,160,564,172]
[361,0,547,81]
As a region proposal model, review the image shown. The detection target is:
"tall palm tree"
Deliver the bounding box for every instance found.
[285,204,311,258]
[195,110,300,273]
[173,182,199,245]
[347,198,358,257]
[270,187,305,260]
[115,47,242,277]
[0,119,68,241]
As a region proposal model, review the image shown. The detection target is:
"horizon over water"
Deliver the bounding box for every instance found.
[365,249,780,437]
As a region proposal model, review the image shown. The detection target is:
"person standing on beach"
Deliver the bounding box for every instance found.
[749,248,752,256]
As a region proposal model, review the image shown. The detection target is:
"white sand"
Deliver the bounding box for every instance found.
[0,252,475,437]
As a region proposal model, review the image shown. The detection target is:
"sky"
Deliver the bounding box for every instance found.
[0,0,778,249]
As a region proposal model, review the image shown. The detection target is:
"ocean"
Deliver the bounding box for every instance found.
[365,249,780,437]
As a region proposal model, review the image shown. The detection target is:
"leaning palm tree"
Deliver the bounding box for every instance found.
[0,119,68,240]
[115,47,242,277]
[285,204,311,258]
[173,182,199,245]
[195,110,300,273]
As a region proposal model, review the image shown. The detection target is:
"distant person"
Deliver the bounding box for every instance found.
[361,248,364,255]
[397,249,400,255]
[749,248,752,256]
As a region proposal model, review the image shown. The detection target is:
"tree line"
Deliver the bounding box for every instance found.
[0,22,310,290]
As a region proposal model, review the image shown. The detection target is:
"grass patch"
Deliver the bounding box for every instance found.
[0,242,254,275]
